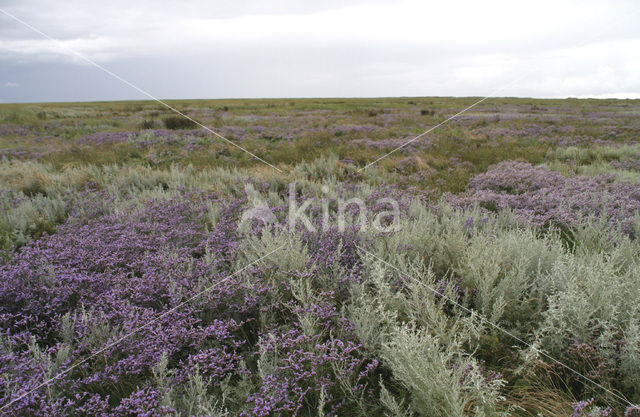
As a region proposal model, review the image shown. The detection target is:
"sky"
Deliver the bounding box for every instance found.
[0,0,639,103]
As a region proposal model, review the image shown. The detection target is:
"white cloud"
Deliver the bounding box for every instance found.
[0,0,638,101]
[3,81,19,87]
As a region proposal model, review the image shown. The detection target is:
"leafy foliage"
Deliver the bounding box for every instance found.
[1,98,640,415]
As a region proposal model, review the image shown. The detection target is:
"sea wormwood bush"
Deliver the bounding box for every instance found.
[290,153,348,181]
[374,201,471,276]
[550,144,640,165]
[580,164,640,183]
[347,260,505,417]
[539,253,640,347]
[352,256,478,349]
[380,323,505,417]
[346,263,401,352]
[0,160,55,194]
[458,227,563,328]
[533,250,640,402]
[569,220,640,275]
[0,192,68,246]
[379,379,412,417]
[620,320,640,401]
[170,367,231,417]
[241,226,308,274]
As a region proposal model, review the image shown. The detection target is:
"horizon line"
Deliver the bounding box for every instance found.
[2,94,640,106]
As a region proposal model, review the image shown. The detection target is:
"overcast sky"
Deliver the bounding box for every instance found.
[0,0,639,103]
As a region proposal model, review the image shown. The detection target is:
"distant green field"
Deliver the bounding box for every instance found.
[2,97,638,193]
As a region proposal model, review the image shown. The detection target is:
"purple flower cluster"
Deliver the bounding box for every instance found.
[448,161,640,235]
[626,405,640,417]
[571,398,612,417]
[0,124,35,137]
[243,327,376,417]
[611,157,640,172]
[0,188,381,415]
[74,129,209,148]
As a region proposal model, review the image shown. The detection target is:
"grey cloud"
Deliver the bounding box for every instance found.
[0,0,638,102]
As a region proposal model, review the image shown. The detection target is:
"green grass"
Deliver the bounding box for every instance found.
[1,97,639,195]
